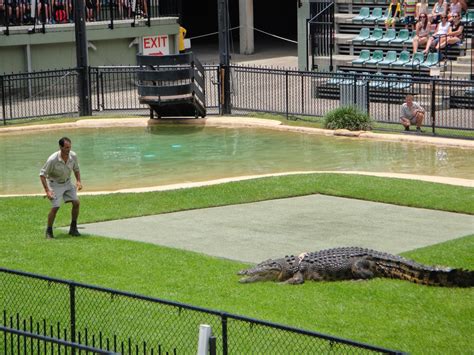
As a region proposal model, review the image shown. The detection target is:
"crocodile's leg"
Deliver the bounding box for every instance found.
[351,258,376,280]
[285,271,305,284]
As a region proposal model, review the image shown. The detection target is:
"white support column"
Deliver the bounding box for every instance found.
[25,44,32,97]
[197,324,212,355]
[239,0,254,55]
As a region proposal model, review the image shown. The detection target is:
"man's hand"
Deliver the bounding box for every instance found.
[45,189,55,200]
[76,181,83,191]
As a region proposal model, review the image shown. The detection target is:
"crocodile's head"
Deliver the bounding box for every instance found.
[238,256,299,283]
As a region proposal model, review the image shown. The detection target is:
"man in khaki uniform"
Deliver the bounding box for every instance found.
[40,137,82,239]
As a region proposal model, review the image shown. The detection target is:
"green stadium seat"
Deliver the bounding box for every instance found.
[364,7,383,23]
[377,8,389,24]
[465,87,474,95]
[421,52,439,68]
[405,52,425,67]
[352,50,371,65]
[377,29,397,44]
[404,31,415,45]
[378,51,398,66]
[352,28,371,45]
[391,50,411,66]
[365,50,384,65]
[352,7,370,23]
[391,29,410,44]
[365,28,384,44]
[461,10,474,23]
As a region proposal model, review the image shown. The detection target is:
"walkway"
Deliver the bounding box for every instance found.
[76,195,474,263]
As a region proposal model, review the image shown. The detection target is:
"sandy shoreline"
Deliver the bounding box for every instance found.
[1,116,473,197]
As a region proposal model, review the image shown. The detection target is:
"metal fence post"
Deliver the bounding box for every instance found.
[285,70,289,120]
[430,80,436,135]
[221,313,228,355]
[69,284,76,346]
[1,75,5,125]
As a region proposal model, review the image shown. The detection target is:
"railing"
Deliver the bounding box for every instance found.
[0,0,180,34]
[1,326,117,354]
[0,65,473,138]
[0,267,404,354]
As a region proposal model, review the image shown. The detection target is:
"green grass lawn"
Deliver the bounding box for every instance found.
[1,174,473,354]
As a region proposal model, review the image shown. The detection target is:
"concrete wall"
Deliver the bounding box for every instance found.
[297,1,310,71]
[0,18,180,73]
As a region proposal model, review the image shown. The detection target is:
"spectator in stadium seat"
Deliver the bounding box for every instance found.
[402,0,417,30]
[447,0,462,20]
[37,0,51,23]
[430,0,447,24]
[6,0,20,25]
[0,0,5,26]
[439,13,464,49]
[85,0,98,21]
[423,15,451,54]
[400,95,425,133]
[416,0,428,20]
[52,0,69,23]
[413,13,431,53]
[385,0,401,29]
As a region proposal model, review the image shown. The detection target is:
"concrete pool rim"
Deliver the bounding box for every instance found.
[1,116,473,197]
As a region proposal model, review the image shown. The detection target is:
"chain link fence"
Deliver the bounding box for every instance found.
[0,267,403,354]
[1,65,472,138]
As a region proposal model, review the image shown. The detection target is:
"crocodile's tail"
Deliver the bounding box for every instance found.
[374,259,474,287]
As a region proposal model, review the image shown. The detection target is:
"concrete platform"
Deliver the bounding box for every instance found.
[75,195,474,264]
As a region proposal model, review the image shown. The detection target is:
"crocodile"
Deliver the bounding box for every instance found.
[238,247,474,287]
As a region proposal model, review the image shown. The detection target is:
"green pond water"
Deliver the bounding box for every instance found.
[1,125,473,195]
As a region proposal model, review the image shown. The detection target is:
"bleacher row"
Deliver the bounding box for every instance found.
[334,3,474,76]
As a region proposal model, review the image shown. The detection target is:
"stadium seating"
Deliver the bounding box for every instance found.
[377,29,397,44]
[390,51,411,67]
[352,49,371,64]
[351,28,371,44]
[364,50,384,65]
[364,7,383,24]
[405,52,425,68]
[420,52,440,68]
[378,51,397,66]
[390,29,410,44]
[365,28,384,45]
[352,7,370,23]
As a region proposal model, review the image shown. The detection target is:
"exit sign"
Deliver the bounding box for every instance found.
[142,35,170,56]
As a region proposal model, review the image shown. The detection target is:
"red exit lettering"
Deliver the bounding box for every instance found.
[143,36,168,49]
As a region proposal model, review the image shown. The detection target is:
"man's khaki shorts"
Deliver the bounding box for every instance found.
[49,180,78,208]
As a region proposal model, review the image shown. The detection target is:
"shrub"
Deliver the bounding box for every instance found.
[324,106,373,131]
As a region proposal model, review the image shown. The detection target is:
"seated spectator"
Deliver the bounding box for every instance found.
[448,0,462,20]
[413,13,431,53]
[416,0,428,20]
[85,0,98,21]
[385,0,401,29]
[401,0,417,30]
[0,0,5,26]
[430,0,447,25]
[52,0,69,23]
[37,0,51,24]
[423,15,451,54]
[439,13,464,49]
[400,95,425,133]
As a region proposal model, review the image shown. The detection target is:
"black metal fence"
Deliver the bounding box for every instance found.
[0,0,180,28]
[0,267,403,354]
[1,65,473,138]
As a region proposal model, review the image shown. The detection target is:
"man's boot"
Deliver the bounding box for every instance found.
[45,227,54,239]
[69,221,81,236]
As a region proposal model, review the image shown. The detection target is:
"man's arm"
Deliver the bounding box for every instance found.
[40,175,55,200]
[74,170,82,191]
